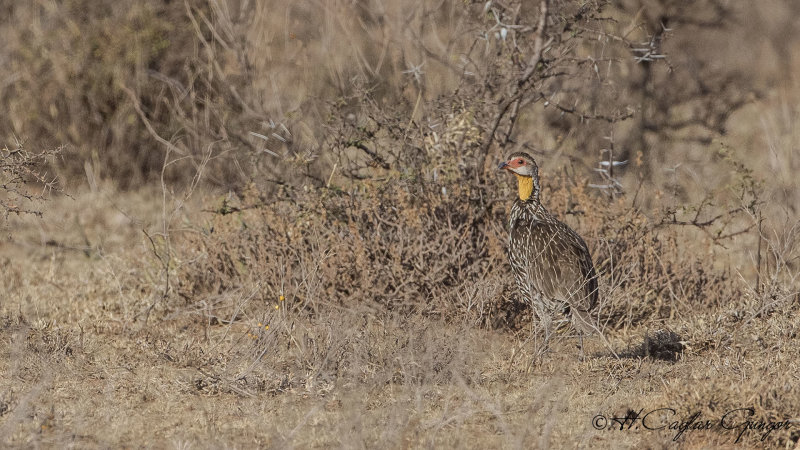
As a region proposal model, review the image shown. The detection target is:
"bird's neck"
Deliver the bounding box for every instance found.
[514,174,539,202]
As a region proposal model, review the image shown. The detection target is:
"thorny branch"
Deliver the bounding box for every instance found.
[656,194,759,244]
[1,143,63,218]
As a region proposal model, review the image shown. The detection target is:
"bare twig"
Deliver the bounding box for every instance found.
[479,0,551,177]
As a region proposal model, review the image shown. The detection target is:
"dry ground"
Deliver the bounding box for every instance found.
[1,186,798,449]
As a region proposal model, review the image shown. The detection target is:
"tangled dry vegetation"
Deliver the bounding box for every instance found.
[2,0,800,448]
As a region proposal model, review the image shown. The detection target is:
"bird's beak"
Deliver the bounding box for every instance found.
[498,161,509,170]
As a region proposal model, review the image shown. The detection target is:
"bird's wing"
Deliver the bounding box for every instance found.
[519,220,598,309]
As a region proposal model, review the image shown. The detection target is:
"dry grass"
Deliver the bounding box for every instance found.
[2,0,800,448]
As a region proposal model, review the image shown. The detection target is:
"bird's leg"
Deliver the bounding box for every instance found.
[578,332,585,362]
[542,314,552,342]
[533,292,552,343]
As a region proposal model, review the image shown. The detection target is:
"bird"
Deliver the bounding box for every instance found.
[498,152,599,357]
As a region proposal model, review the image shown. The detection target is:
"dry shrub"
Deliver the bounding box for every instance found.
[0,142,62,219]
[169,106,741,337]
[175,174,510,321]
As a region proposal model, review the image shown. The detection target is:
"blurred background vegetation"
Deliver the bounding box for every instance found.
[1,0,795,190]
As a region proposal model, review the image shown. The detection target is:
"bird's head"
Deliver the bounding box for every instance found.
[498,152,539,178]
[499,152,540,202]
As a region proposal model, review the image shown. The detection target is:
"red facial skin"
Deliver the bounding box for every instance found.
[499,158,527,171]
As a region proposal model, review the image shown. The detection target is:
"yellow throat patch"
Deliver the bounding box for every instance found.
[514,174,534,201]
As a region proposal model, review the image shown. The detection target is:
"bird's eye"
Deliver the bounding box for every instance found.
[517,159,524,165]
